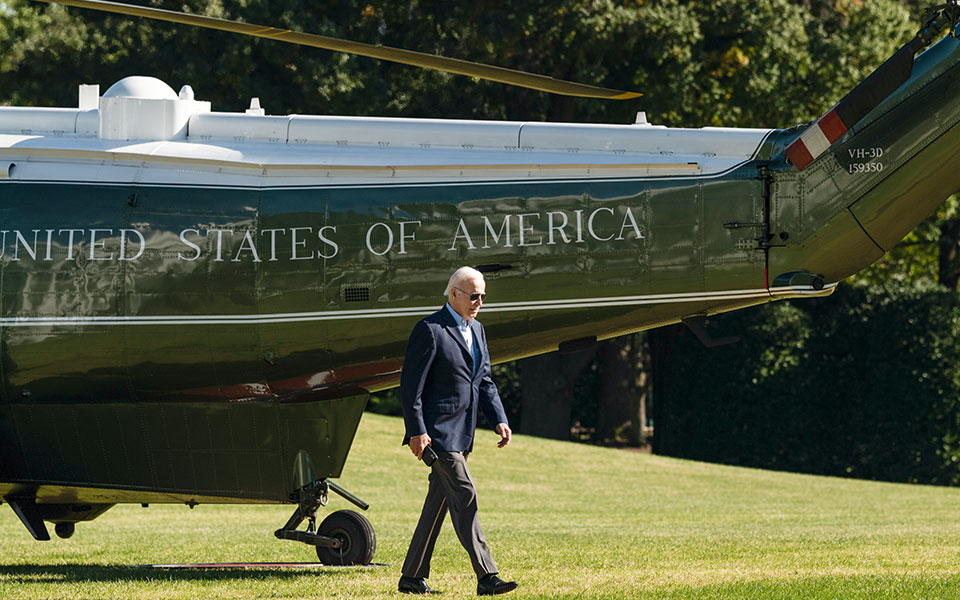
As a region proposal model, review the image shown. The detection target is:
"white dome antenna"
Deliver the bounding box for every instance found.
[99,76,210,141]
[103,76,177,100]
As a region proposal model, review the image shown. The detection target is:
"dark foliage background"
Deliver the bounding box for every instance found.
[655,282,960,485]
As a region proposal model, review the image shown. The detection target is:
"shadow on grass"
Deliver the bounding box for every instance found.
[0,563,374,584]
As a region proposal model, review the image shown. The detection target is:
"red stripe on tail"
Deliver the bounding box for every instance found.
[786,140,815,171]
[818,109,848,144]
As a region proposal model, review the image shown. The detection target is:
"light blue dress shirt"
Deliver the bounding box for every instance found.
[446,303,479,378]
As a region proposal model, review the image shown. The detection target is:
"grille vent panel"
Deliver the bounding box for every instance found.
[342,285,372,303]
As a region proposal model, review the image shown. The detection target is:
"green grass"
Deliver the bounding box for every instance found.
[3,413,960,599]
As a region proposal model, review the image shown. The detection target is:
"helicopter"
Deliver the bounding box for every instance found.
[1,0,960,565]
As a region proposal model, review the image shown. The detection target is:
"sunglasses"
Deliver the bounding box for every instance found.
[455,287,487,302]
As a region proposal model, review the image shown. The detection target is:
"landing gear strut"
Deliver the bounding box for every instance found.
[274,479,375,566]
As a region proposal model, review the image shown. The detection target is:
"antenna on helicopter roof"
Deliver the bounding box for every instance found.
[246,98,265,117]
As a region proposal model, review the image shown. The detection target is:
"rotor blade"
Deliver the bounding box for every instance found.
[786,7,955,170]
[34,0,642,100]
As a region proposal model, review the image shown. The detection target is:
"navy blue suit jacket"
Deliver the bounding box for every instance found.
[400,306,509,452]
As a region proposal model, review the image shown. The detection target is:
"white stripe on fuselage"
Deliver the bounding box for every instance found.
[0,284,835,327]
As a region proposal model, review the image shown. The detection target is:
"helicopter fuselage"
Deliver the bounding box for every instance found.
[2,23,960,521]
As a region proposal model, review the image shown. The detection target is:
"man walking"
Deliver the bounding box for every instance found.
[398,266,518,596]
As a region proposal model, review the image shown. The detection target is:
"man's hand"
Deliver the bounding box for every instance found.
[495,423,512,448]
[409,433,432,460]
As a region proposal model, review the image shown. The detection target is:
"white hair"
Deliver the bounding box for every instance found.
[444,266,484,296]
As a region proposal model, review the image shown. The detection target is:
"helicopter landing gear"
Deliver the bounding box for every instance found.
[274,479,375,565]
[315,510,376,566]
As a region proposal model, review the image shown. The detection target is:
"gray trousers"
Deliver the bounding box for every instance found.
[401,450,498,579]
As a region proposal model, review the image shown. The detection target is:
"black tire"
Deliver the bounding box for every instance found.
[315,510,376,566]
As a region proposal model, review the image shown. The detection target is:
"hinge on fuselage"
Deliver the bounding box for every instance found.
[725,165,777,250]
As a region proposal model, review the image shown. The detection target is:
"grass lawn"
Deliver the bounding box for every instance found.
[2,412,960,599]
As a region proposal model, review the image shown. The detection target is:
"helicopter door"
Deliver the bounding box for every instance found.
[701,177,768,291]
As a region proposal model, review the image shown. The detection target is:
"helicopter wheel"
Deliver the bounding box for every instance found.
[315,510,376,566]
[54,522,75,539]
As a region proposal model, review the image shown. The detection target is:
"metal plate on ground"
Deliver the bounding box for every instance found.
[140,562,387,569]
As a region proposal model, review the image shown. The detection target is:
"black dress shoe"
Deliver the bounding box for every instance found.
[398,576,441,594]
[477,574,518,596]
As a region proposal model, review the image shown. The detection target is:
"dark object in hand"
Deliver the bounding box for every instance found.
[422,446,438,466]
